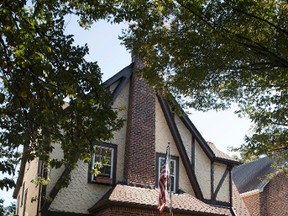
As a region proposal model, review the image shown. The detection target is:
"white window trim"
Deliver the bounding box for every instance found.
[91,146,114,181]
[158,156,177,193]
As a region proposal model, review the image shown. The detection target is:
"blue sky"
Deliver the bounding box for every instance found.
[1,17,251,206]
[64,16,251,155]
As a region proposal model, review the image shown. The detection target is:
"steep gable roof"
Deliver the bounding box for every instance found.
[104,63,238,165]
[179,110,239,165]
[232,157,277,194]
[158,95,239,201]
[104,63,133,101]
[207,142,235,162]
[89,184,232,216]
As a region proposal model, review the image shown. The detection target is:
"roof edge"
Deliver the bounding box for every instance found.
[89,184,232,216]
[181,115,239,165]
[157,95,204,200]
[240,189,261,197]
[103,63,133,87]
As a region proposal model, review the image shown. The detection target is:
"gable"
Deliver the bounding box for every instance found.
[155,97,195,196]
[104,65,238,207]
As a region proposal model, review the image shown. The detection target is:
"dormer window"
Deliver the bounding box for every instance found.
[89,143,117,185]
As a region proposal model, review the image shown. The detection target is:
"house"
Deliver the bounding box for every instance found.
[232,157,288,216]
[13,59,250,216]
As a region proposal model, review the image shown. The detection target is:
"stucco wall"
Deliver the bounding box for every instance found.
[109,81,129,183]
[49,82,130,214]
[155,98,176,154]
[46,143,65,195]
[213,162,230,202]
[16,159,40,216]
[195,140,211,199]
[174,115,192,163]
[155,98,194,196]
[49,160,111,214]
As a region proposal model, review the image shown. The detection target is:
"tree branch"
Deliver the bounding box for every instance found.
[232,6,288,36]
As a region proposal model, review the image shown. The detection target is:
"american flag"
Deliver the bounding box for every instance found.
[158,149,170,213]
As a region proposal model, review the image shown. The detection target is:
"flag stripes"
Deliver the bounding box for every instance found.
[158,147,170,213]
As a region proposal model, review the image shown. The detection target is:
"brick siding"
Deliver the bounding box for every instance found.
[95,206,205,216]
[242,193,261,216]
[242,172,288,216]
[265,172,288,216]
[124,70,156,188]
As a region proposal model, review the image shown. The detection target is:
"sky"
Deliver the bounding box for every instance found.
[1,16,252,206]
[64,16,252,155]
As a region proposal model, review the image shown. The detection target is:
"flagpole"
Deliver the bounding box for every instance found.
[168,143,173,216]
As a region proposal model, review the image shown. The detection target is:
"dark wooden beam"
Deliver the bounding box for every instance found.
[212,166,229,200]
[158,96,204,201]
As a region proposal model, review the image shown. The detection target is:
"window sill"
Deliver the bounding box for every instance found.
[93,176,112,185]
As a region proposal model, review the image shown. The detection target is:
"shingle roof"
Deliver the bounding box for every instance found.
[89,184,232,215]
[207,142,236,162]
[232,157,277,194]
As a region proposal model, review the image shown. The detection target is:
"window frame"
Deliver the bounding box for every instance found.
[21,181,25,207]
[156,153,179,193]
[88,143,117,185]
[22,188,28,216]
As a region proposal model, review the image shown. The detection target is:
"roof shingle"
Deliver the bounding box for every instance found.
[89,184,232,215]
[232,157,277,194]
[207,142,235,162]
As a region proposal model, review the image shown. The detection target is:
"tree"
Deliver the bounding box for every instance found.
[115,0,288,168]
[1,0,287,191]
[0,0,123,190]
[0,199,15,216]
[0,199,4,216]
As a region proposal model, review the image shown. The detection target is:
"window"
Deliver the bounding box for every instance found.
[89,143,117,185]
[93,146,113,178]
[157,153,179,193]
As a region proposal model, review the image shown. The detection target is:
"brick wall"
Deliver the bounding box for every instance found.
[95,206,197,216]
[265,172,288,216]
[242,192,261,216]
[124,70,156,188]
[242,172,288,216]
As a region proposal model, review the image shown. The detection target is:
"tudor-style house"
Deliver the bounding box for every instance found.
[13,59,250,216]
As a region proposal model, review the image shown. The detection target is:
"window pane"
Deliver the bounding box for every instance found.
[100,165,111,176]
[92,146,113,179]
[103,149,112,157]
[95,147,102,155]
[170,160,175,175]
[95,155,101,162]
[170,176,175,192]
[160,158,165,166]
[158,156,177,193]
